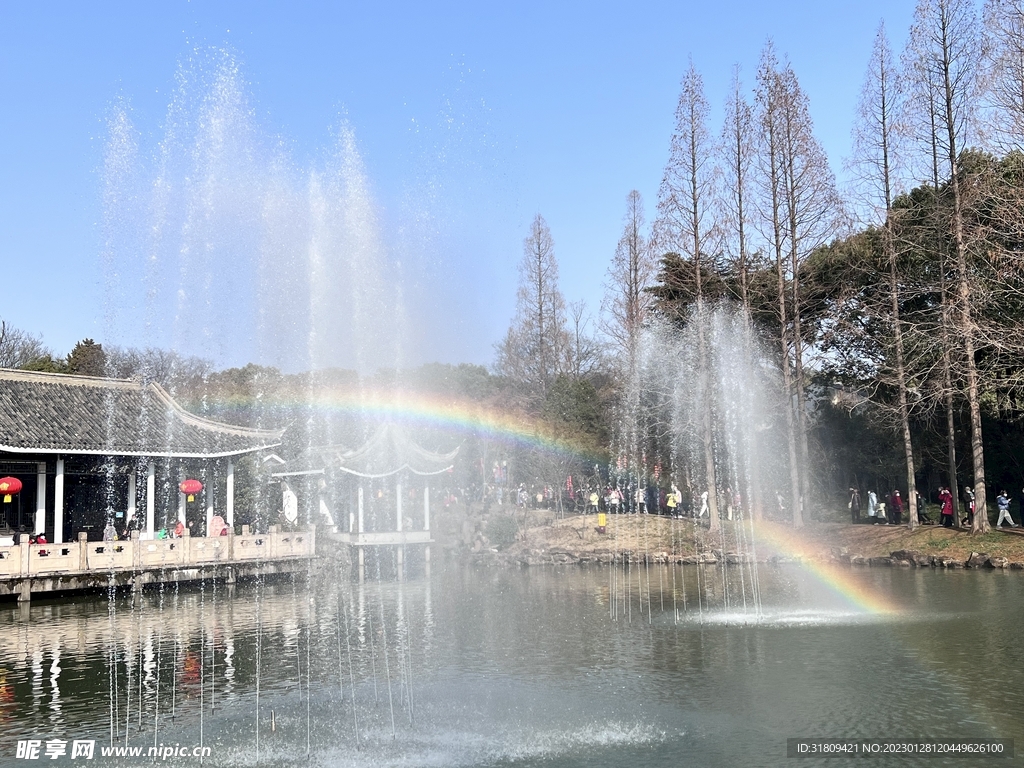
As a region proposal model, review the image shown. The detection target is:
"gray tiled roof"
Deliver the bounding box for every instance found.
[0,369,283,457]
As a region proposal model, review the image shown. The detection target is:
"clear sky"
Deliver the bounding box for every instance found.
[0,0,917,372]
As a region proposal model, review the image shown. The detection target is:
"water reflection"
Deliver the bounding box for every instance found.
[0,564,1020,767]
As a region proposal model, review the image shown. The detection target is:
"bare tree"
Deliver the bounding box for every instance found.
[601,190,656,376]
[903,42,962,526]
[720,66,757,312]
[0,321,51,369]
[755,45,843,524]
[566,300,602,381]
[908,0,989,531]
[495,214,568,400]
[105,346,214,389]
[850,23,921,526]
[778,62,845,519]
[656,61,722,530]
[719,65,766,519]
[982,0,1024,152]
[756,43,804,527]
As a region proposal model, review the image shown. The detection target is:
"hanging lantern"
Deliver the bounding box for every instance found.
[0,477,22,504]
[179,479,203,502]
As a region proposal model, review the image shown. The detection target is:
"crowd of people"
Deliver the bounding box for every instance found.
[849,485,1024,529]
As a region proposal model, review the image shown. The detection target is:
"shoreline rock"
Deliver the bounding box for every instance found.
[483,545,1024,573]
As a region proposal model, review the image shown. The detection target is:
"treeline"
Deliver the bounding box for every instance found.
[10,0,1024,525]
[493,0,1024,530]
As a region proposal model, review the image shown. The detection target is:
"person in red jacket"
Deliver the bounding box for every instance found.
[939,487,954,528]
[890,490,904,525]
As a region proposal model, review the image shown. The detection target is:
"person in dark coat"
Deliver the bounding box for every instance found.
[849,488,861,524]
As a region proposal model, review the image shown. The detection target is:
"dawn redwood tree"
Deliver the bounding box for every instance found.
[755,44,843,524]
[495,214,568,402]
[656,62,722,530]
[602,190,656,376]
[756,43,804,527]
[776,61,845,519]
[850,22,921,526]
[908,0,990,531]
[720,66,757,314]
[718,64,766,518]
[566,299,602,382]
[904,44,961,524]
[983,0,1024,152]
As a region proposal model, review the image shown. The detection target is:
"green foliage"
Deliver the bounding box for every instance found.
[484,514,518,549]
[66,339,106,377]
[20,354,68,374]
[542,375,607,450]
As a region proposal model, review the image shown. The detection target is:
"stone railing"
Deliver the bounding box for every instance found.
[0,525,315,579]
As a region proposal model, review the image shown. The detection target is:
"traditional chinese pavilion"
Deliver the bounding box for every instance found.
[272,422,458,568]
[0,368,283,542]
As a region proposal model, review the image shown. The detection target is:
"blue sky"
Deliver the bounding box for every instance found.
[0,0,916,371]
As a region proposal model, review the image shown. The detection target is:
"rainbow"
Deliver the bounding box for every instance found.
[199,387,604,459]
[750,521,899,615]
[200,388,899,615]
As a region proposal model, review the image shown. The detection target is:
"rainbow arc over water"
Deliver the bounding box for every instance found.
[751,522,899,615]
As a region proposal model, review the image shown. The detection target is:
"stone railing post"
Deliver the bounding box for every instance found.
[227,531,234,562]
[182,526,191,565]
[131,530,140,570]
[19,540,29,578]
[78,532,88,572]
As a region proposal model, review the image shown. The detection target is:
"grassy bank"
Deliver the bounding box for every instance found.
[494,512,1024,565]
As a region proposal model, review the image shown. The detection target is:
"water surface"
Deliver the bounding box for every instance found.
[0,562,1019,767]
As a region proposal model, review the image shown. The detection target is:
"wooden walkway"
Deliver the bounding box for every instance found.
[0,526,316,602]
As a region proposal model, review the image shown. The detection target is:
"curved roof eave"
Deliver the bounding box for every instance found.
[149,382,286,440]
[0,442,283,459]
[333,463,456,479]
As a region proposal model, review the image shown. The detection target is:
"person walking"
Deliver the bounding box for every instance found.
[849,488,861,524]
[963,486,975,528]
[939,487,954,528]
[996,490,1018,528]
[890,490,904,526]
[867,490,878,524]
[917,491,932,523]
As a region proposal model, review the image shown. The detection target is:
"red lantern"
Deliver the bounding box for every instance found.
[179,479,203,502]
[0,477,22,504]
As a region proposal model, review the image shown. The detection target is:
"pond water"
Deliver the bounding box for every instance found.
[0,561,1020,767]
